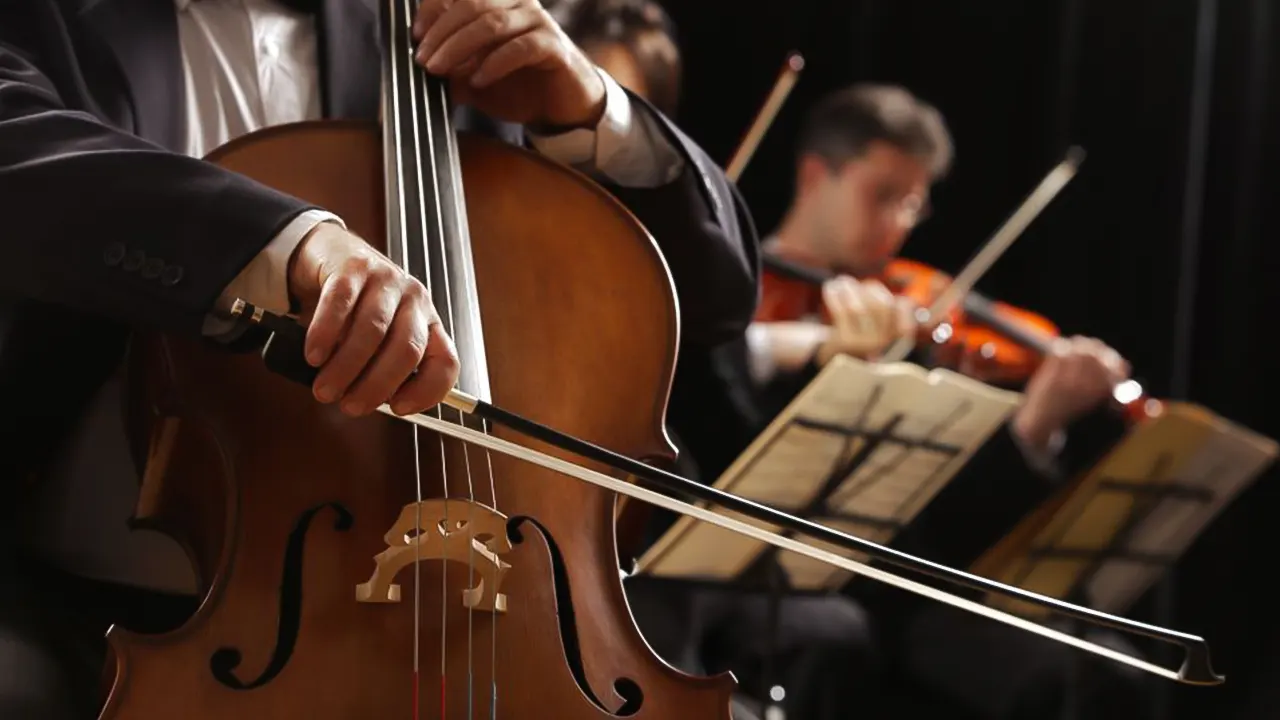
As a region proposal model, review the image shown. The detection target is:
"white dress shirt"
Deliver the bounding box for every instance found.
[22,0,684,594]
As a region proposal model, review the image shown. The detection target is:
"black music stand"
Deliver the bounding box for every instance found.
[633,356,1021,710]
[972,402,1275,621]
[968,402,1274,719]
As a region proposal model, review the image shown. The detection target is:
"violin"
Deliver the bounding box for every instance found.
[102,15,1210,719]
[758,248,1162,423]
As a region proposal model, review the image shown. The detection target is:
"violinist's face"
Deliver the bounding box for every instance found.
[800,141,931,275]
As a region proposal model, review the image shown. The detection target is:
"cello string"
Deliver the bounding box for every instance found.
[399,0,450,714]
[416,57,480,718]
[430,70,498,718]
[401,7,458,712]
[480,416,498,720]
[435,77,500,720]
[384,0,422,713]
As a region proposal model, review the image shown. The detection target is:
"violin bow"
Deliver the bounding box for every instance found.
[879,147,1085,363]
[234,305,1221,687]
[725,51,805,184]
[722,50,1080,367]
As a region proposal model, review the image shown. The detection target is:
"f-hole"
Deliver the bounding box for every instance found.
[510,516,644,716]
[210,502,353,689]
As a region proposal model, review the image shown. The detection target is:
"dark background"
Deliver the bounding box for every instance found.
[654,0,1279,717]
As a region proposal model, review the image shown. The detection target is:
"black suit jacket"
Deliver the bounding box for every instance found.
[0,0,760,509]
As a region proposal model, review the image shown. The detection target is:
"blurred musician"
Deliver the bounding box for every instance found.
[738,83,1152,719]
[550,0,682,117]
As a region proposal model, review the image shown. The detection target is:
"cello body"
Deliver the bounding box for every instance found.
[107,121,735,718]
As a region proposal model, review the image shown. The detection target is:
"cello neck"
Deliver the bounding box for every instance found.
[380,0,492,400]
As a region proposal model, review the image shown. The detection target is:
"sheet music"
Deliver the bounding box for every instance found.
[973,402,1277,617]
[637,355,1022,591]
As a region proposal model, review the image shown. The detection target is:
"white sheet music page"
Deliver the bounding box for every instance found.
[975,402,1277,616]
[638,355,1021,591]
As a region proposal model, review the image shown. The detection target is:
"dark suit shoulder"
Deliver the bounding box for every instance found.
[0,2,313,333]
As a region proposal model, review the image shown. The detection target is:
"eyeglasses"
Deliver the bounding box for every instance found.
[875,187,931,228]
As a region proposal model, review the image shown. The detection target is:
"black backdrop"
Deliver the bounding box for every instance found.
[655,0,1280,717]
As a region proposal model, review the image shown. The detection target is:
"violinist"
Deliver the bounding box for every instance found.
[736,83,1150,719]
[0,1,758,716]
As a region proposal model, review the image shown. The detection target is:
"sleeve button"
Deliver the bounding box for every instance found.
[122,250,145,272]
[160,265,185,287]
[142,257,164,279]
[103,242,126,267]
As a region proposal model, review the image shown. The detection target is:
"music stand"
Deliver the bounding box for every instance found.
[971,401,1277,618]
[632,355,1021,705]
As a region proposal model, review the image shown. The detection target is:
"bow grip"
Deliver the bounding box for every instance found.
[258,313,321,388]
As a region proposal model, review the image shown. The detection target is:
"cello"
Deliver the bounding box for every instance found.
[107,7,1215,720]
[111,0,726,716]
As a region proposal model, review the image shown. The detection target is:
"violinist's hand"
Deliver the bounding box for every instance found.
[814,276,918,366]
[1012,336,1129,451]
[287,222,460,418]
[413,0,606,130]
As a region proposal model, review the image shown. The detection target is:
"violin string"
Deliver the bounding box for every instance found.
[385,0,422,714]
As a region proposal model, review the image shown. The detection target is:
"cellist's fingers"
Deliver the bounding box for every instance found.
[390,322,460,416]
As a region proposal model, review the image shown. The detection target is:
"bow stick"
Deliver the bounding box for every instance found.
[227,302,1221,687]
[878,147,1083,362]
[725,51,805,183]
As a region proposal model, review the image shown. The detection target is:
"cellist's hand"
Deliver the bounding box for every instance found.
[814,276,918,366]
[287,222,460,418]
[412,0,607,131]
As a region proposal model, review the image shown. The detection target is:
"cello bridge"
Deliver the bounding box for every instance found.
[355,499,512,613]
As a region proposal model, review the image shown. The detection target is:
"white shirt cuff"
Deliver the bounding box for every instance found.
[525,69,683,188]
[201,209,345,336]
[745,323,780,385]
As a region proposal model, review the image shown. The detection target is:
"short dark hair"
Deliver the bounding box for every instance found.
[550,0,682,117]
[797,84,954,179]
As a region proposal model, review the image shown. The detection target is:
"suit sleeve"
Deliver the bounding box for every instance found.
[593,98,761,349]
[0,7,314,335]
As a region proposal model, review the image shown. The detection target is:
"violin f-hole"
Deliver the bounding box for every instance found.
[356,499,513,613]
